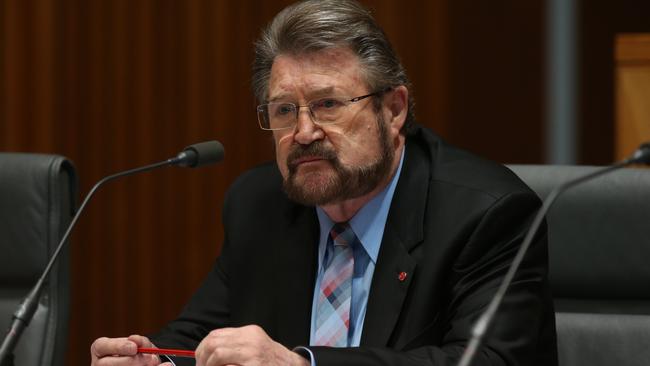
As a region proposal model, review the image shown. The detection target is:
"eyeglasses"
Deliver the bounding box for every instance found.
[256,89,389,131]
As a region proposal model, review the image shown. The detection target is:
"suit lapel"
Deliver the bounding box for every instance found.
[273,205,319,347]
[361,140,431,346]
[360,225,417,346]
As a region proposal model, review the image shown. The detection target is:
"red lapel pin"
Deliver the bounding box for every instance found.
[398,271,408,282]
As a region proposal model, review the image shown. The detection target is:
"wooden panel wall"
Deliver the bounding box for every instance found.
[1,1,543,365]
[578,0,650,164]
[615,34,650,161]
[447,0,545,163]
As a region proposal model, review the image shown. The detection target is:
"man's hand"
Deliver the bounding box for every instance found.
[195,325,310,366]
[90,334,172,366]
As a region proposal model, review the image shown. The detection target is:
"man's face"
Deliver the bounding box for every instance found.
[267,47,399,206]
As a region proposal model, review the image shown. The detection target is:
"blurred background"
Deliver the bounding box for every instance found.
[1,0,649,365]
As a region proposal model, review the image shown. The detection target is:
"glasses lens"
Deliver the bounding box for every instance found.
[257,105,272,130]
[310,98,346,124]
[258,103,296,130]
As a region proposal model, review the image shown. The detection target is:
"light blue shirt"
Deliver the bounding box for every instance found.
[310,147,405,348]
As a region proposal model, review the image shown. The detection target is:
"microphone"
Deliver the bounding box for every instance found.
[457,142,650,366]
[0,140,225,365]
[173,140,225,168]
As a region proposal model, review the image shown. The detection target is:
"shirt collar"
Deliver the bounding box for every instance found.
[316,146,405,264]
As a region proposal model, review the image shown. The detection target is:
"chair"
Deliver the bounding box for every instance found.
[0,153,77,366]
[508,165,650,366]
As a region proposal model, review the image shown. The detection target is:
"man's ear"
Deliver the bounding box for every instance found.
[385,85,408,134]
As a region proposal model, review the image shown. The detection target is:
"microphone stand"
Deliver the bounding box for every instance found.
[457,143,650,366]
[0,140,224,365]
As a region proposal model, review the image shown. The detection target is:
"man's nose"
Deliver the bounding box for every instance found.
[293,108,324,145]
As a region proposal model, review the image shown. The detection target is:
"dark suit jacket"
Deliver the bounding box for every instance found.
[151,125,558,366]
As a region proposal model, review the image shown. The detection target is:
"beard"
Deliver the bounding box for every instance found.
[282,115,395,206]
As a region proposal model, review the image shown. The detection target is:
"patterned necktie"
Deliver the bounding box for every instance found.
[314,222,356,347]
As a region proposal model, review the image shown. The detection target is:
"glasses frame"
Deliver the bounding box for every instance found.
[256,88,391,131]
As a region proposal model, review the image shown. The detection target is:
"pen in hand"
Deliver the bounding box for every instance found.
[137,347,195,358]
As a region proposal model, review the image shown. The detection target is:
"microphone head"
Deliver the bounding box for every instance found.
[174,140,225,168]
[631,142,650,165]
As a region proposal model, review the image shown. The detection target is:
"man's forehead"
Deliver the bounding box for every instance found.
[284,47,359,64]
[267,48,366,100]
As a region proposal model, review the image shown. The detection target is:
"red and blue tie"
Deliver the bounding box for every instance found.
[314,223,355,347]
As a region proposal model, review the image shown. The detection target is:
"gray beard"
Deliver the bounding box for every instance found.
[282,116,395,206]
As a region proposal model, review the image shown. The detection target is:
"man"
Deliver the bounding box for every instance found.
[90,1,557,365]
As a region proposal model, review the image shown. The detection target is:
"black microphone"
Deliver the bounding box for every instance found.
[173,140,225,168]
[0,140,225,366]
[457,142,650,366]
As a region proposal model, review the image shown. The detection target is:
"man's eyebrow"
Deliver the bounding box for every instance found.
[267,86,336,103]
[308,86,336,98]
[267,93,289,103]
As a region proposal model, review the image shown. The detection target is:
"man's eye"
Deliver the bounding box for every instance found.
[313,99,343,109]
[274,104,295,116]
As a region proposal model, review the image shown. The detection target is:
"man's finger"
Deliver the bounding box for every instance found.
[93,353,159,366]
[91,337,137,358]
[126,334,154,348]
[196,335,236,366]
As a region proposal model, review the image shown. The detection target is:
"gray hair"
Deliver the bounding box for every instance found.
[252,0,415,132]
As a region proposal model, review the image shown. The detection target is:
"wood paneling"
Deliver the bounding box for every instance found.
[447,0,545,163]
[578,0,650,164]
[615,34,650,161]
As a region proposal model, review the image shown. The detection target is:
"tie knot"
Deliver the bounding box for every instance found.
[330,222,356,247]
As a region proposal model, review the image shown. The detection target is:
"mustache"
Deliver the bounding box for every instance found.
[286,142,338,171]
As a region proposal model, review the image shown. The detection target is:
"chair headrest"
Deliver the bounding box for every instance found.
[0,153,77,285]
[508,165,650,300]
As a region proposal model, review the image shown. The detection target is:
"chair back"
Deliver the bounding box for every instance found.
[0,153,77,366]
[509,165,650,366]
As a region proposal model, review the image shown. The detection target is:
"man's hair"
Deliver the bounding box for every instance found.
[252,0,415,132]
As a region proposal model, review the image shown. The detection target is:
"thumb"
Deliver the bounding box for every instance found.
[127,334,155,348]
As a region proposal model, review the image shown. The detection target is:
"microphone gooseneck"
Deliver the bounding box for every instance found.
[0,141,224,365]
[457,141,650,366]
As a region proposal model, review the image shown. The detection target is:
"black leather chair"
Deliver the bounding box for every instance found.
[509,165,650,366]
[0,153,77,366]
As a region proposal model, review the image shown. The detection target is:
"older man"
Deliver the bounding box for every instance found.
[90,1,557,365]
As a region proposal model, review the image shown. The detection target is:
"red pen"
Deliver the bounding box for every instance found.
[137,347,195,358]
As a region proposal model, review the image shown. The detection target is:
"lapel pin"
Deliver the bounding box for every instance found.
[398,271,408,282]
